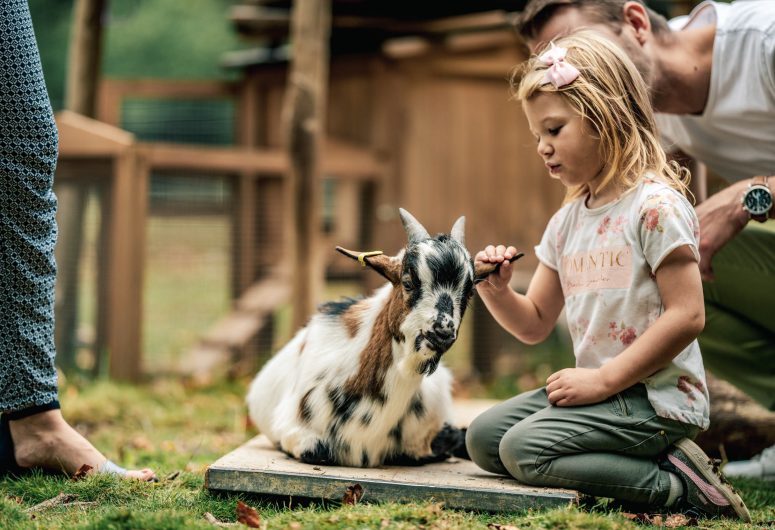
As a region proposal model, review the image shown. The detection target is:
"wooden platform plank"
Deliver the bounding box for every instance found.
[206,435,578,512]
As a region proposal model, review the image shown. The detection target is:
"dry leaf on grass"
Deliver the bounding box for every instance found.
[72,464,93,480]
[342,484,364,505]
[487,523,521,530]
[236,500,261,528]
[165,471,181,481]
[664,513,697,527]
[620,512,697,527]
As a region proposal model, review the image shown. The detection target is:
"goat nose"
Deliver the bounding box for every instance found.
[432,323,455,341]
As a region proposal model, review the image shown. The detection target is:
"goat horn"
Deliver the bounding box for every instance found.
[399,208,430,243]
[450,216,465,246]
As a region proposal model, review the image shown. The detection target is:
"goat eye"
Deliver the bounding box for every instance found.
[402,279,413,290]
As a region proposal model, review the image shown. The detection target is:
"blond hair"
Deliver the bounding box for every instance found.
[513,30,690,203]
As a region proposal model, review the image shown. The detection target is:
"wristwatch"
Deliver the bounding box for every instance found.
[741,176,773,222]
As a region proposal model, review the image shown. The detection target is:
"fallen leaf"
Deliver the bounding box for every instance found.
[647,514,663,526]
[165,471,181,481]
[665,513,697,527]
[487,524,521,530]
[342,483,363,505]
[236,500,261,528]
[72,464,93,481]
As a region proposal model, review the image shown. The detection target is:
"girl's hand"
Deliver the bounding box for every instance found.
[474,245,518,293]
[546,368,612,406]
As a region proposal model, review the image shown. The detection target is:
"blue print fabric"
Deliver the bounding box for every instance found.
[0,0,60,411]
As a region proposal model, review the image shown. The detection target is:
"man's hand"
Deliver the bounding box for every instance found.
[546,368,612,406]
[695,180,750,281]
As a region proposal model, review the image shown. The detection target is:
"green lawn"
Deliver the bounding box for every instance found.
[2,377,773,529]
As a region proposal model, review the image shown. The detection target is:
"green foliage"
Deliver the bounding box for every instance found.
[28,0,249,110]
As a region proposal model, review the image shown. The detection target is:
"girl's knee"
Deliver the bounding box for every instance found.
[498,428,544,484]
[465,414,506,475]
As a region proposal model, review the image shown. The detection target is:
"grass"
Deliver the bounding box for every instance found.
[2,377,774,529]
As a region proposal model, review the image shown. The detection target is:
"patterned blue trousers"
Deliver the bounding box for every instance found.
[0,0,60,412]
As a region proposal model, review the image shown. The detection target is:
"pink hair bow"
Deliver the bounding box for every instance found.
[539,43,580,88]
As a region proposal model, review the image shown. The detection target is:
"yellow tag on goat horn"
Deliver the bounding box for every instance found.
[358,250,383,267]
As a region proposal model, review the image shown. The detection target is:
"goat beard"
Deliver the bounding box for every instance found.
[417,354,441,376]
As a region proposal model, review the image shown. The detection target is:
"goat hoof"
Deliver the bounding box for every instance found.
[431,424,466,458]
[300,440,333,465]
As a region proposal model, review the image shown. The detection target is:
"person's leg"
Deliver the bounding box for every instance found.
[500,385,749,519]
[465,387,549,475]
[498,385,689,505]
[0,0,153,480]
[701,222,775,410]
[701,222,775,480]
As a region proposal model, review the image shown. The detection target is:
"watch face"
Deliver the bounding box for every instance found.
[743,185,773,215]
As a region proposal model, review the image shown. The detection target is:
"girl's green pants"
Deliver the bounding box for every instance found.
[466,384,700,504]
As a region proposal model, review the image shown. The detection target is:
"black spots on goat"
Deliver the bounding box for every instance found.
[301,440,333,465]
[458,275,474,316]
[402,248,423,309]
[361,450,370,467]
[328,387,360,424]
[414,334,424,352]
[435,293,453,317]
[360,411,372,426]
[299,388,315,423]
[389,421,403,444]
[319,296,361,316]
[426,237,470,290]
[409,394,425,418]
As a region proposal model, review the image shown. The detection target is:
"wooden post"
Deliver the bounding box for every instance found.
[282,0,332,328]
[106,151,148,381]
[56,0,106,374]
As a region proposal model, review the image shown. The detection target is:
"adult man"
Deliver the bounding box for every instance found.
[514,0,775,479]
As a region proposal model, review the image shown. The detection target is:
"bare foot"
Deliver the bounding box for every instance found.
[8,409,156,480]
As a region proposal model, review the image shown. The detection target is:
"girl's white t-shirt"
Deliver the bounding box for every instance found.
[535,178,710,429]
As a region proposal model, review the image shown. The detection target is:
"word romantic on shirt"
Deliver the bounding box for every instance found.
[560,245,633,296]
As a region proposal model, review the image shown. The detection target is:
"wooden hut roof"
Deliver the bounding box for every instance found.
[224,0,528,67]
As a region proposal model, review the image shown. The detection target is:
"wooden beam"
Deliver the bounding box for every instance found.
[282,0,332,328]
[137,142,287,174]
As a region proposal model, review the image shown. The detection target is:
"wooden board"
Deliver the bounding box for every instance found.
[207,400,578,512]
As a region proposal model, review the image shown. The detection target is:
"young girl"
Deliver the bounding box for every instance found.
[467,31,750,521]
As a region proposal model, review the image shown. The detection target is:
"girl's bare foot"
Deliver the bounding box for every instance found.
[8,409,156,480]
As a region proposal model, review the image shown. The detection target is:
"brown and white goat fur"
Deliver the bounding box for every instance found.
[247,209,519,467]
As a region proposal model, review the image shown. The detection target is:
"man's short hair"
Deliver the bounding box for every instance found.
[515,0,670,42]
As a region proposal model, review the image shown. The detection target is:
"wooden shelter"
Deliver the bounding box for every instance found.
[222,0,567,377]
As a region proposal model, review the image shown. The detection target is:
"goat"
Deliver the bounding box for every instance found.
[246,208,522,467]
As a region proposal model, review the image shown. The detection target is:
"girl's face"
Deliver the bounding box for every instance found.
[523,92,607,191]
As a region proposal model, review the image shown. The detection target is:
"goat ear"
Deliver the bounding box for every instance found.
[399,208,430,244]
[474,252,525,284]
[336,247,402,284]
[450,215,465,245]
